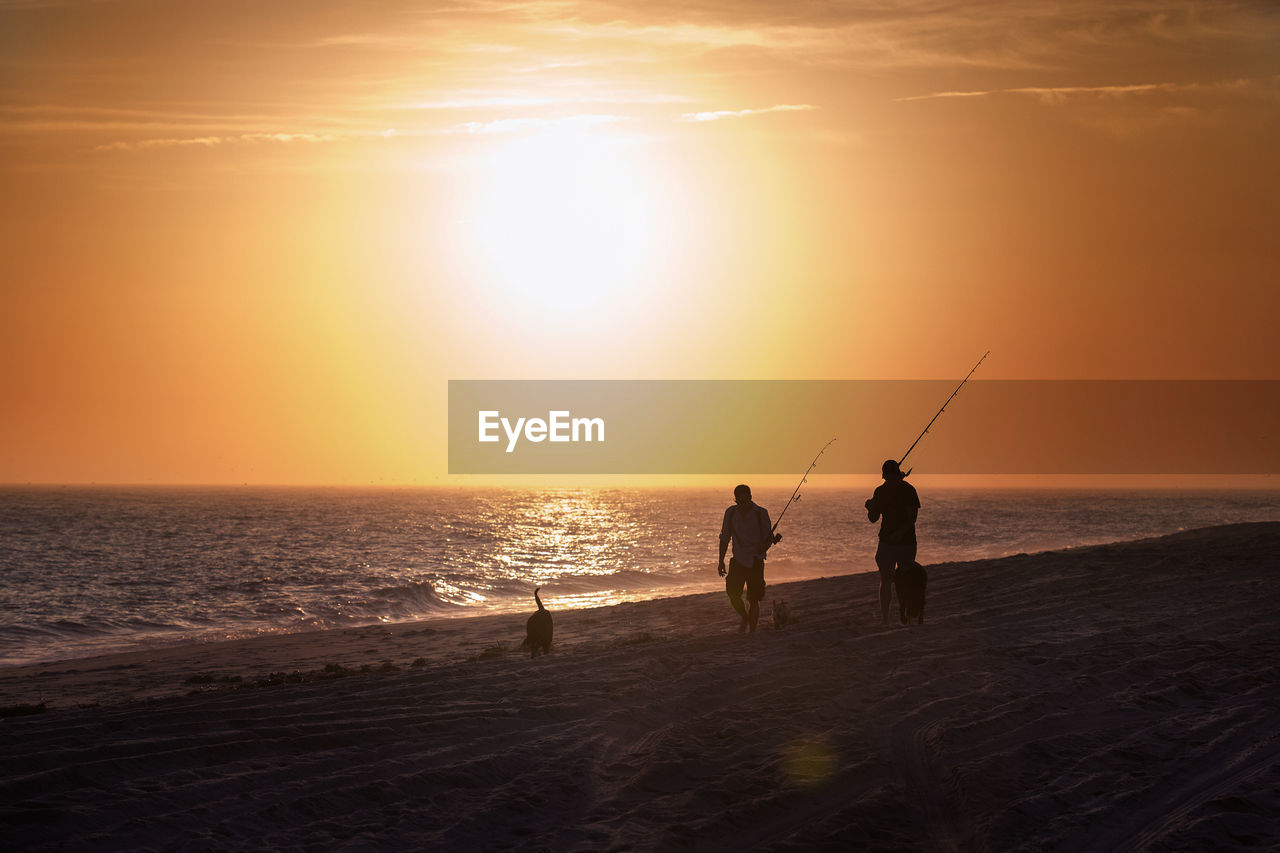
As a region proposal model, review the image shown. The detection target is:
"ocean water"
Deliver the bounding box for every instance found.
[1,486,1276,667]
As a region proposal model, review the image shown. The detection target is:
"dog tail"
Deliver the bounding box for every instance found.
[534,587,545,611]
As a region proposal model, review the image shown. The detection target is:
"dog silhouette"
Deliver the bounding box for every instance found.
[521,587,553,657]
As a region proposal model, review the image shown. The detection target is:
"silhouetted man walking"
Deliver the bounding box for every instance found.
[865,460,920,624]
[718,484,779,633]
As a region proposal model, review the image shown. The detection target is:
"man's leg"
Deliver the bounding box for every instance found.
[899,544,918,624]
[725,559,749,630]
[745,560,766,633]
[875,547,895,624]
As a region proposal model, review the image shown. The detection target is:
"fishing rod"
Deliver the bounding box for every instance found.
[772,437,837,536]
[898,351,989,476]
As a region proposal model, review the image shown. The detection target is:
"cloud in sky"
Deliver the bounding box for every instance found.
[679,104,815,122]
[500,0,1280,73]
[895,79,1260,103]
[3,1,1276,167]
[401,91,691,110]
[95,132,335,152]
[443,114,625,134]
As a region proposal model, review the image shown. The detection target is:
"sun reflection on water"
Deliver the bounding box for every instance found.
[489,491,648,583]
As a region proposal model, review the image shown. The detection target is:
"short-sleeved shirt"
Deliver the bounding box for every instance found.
[869,480,920,544]
[719,503,773,565]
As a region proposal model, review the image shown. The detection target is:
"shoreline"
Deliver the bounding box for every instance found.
[3,521,1279,850]
[6,488,1277,674]
[5,510,1274,679]
[0,521,1274,711]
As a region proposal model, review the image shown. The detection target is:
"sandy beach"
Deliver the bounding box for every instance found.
[2,521,1278,851]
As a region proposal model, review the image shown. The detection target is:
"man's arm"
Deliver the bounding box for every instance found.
[865,495,880,523]
[718,508,731,576]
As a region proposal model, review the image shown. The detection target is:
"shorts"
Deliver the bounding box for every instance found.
[875,542,917,580]
[726,557,766,602]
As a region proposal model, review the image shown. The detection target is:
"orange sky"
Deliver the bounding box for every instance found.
[2,1,1278,485]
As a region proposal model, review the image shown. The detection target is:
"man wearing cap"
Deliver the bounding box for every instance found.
[865,460,920,624]
[717,484,780,633]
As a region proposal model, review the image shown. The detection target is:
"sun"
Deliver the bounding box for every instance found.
[462,127,659,322]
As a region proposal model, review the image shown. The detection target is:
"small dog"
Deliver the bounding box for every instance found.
[521,587,553,657]
[771,598,792,630]
[895,562,928,625]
